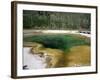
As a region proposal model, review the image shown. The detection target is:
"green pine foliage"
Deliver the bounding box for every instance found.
[23,10,91,30]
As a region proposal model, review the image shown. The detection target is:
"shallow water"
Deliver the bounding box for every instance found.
[23,45,90,69]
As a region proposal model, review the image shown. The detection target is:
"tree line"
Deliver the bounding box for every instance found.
[23,10,91,30]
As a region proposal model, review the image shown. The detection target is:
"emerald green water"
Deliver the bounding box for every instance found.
[23,34,90,52]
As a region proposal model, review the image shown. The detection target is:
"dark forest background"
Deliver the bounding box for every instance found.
[23,10,91,30]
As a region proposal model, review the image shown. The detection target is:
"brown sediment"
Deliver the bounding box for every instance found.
[24,42,91,68]
[65,45,91,67]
